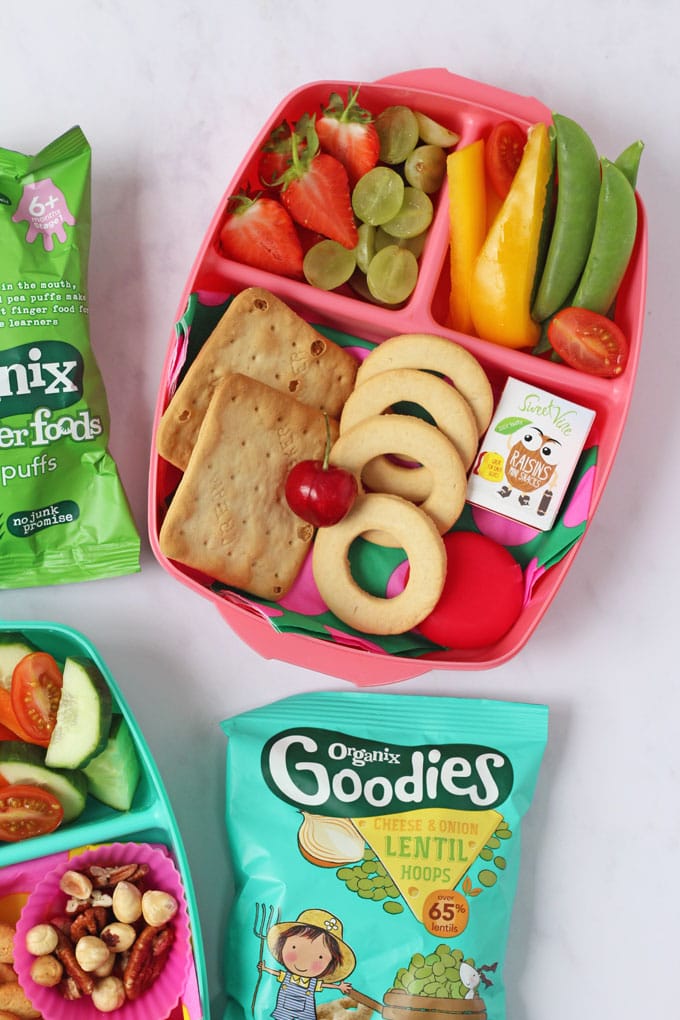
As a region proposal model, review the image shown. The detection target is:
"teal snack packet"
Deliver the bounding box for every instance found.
[0,126,140,587]
[221,693,548,1020]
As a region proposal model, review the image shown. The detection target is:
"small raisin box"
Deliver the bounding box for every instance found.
[466,377,596,531]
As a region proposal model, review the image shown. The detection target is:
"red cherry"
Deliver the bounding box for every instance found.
[285,414,358,527]
[285,460,358,527]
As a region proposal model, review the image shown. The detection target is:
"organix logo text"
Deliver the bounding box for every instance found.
[0,341,83,418]
[262,728,514,817]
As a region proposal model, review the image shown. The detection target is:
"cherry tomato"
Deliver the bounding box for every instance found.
[485,120,527,199]
[285,460,358,528]
[11,652,63,746]
[0,783,64,842]
[417,532,524,649]
[547,306,628,377]
[0,722,18,741]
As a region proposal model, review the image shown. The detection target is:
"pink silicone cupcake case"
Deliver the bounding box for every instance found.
[148,68,648,683]
[14,842,192,1020]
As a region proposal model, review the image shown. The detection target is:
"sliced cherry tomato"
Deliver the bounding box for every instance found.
[0,722,18,741]
[0,687,41,744]
[485,120,527,199]
[0,783,64,842]
[11,652,63,746]
[547,306,628,377]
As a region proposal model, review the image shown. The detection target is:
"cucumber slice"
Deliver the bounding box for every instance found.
[45,657,113,770]
[84,714,142,811]
[0,632,38,690]
[0,740,87,823]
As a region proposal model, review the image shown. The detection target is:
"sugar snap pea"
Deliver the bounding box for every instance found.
[614,139,644,189]
[532,114,601,322]
[571,158,638,315]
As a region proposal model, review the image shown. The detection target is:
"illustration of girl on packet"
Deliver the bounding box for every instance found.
[256,908,356,1020]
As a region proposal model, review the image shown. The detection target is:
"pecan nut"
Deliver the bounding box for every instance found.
[54,929,95,997]
[70,906,109,941]
[123,923,175,1000]
[86,863,149,888]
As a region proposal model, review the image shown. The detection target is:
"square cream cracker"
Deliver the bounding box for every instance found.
[158,373,338,601]
[466,377,596,531]
[156,286,357,470]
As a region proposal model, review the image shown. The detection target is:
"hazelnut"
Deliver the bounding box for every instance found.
[75,935,110,972]
[91,975,126,1013]
[112,880,142,924]
[25,922,59,956]
[142,889,179,927]
[93,951,116,978]
[59,869,93,901]
[30,954,63,987]
[100,922,137,953]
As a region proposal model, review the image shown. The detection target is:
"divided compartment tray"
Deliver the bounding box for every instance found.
[148,68,648,683]
[0,621,209,1020]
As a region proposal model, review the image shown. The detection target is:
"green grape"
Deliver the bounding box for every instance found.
[366,245,418,304]
[414,110,460,148]
[375,105,420,164]
[348,271,394,307]
[355,222,377,273]
[375,227,427,259]
[303,239,355,291]
[348,270,407,307]
[352,167,404,226]
[404,144,447,193]
[381,188,434,239]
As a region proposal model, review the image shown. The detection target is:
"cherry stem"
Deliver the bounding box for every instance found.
[322,412,332,470]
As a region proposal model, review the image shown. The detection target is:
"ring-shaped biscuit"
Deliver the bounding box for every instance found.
[340,367,478,502]
[312,492,446,635]
[330,414,467,546]
[356,332,494,435]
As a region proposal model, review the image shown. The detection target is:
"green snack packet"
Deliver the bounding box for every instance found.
[221,693,548,1020]
[0,126,140,587]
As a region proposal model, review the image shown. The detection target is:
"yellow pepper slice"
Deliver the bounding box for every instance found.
[469,121,553,349]
[446,140,487,334]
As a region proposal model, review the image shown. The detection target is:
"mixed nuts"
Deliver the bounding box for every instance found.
[23,860,179,1012]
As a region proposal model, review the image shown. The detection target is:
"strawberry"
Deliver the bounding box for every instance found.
[218,192,304,278]
[316,89,380,187]
[279,121,358,250]
[257,114,311,187]
[258,123,293,187]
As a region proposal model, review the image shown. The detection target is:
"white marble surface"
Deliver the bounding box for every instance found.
[1,1,679,1017]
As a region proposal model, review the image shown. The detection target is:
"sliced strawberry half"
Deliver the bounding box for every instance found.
[316,88,380,187]
[279,121,358,250]
[218,192,304,278]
